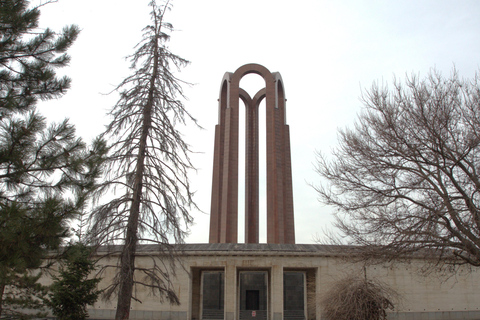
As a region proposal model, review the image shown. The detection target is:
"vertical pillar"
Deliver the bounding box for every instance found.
[210,77,229,243]
[244,89,263,244]
[224,265,236,320]
[315,268,321,320]
[283,124,295,243]
[219,100,239,243]
[271,265,284,320]
[265,78,278,244]
[209,124,222,243]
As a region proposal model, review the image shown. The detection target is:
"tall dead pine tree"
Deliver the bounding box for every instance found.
[89,2,197,319]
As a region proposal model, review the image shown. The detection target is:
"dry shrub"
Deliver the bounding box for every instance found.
[321,275,398,320]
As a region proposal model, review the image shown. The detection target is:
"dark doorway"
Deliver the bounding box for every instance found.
[239,272,267,320]
[245,290,260,310]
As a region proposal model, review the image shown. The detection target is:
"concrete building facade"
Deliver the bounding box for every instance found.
[84,244,480,320]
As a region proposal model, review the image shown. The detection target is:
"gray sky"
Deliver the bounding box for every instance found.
[37,0,480,243]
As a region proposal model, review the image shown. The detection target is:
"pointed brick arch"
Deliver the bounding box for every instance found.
[209,64,295,244]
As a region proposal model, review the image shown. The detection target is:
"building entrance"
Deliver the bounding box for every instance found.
[239,271,268,320]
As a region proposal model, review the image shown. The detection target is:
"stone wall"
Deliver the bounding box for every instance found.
[35,244,480,319]
[53,244,479,320]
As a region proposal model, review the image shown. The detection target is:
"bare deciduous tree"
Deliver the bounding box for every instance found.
[88,1,197,319]
[316,69,480,268]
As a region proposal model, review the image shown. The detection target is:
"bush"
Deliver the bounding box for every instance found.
[321,274,398,320]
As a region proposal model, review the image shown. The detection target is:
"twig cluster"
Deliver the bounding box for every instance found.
[321,275,397,320]
[316,69,480,269]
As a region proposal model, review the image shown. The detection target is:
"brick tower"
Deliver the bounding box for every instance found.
[209,64,295,244]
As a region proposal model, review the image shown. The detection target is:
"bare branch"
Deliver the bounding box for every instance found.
[316,69,480,270]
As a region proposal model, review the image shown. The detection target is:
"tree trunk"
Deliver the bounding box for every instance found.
[114,36,159,320]
[114,205,139,320]
[0,282,5,318]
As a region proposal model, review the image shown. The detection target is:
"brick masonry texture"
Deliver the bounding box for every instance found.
[209,64,295,244]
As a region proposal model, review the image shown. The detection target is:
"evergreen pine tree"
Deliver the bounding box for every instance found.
[0,1,106,318]
[0,0,78,113]
[47,243,102,320]
[88,1,198,319]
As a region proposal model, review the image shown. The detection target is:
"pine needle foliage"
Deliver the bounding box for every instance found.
[47,243,102,320]
[0,1,107,318]
[0,0,78,114]
[87,1,198,319]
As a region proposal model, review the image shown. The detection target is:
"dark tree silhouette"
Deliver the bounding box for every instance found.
[0,0,106,318]
[47,243,102,320]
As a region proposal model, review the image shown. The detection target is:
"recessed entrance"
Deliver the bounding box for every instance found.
[239,271,268,320]
[201,271,225,320]
[283,272,306,320]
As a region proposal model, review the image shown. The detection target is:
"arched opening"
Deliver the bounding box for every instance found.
[258,98,266,243]
[239,73,267,243]
[238,95,245,243]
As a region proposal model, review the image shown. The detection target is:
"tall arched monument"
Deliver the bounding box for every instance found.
[209,64,295,244]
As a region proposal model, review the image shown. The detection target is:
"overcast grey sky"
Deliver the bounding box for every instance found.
[37,0,480,243]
